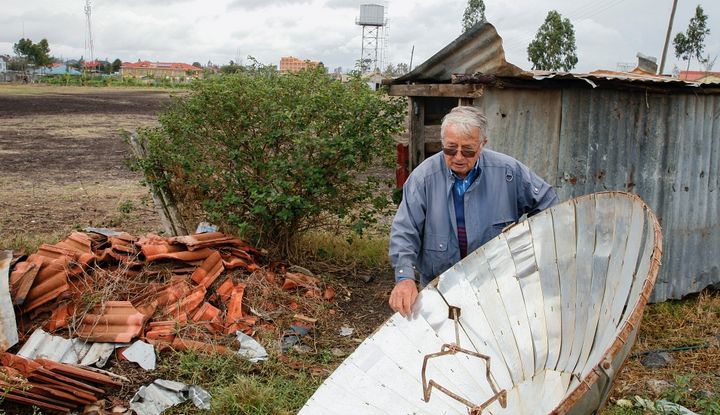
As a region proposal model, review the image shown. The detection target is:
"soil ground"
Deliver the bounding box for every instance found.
[0,85,172,236]
[0,84,716,414]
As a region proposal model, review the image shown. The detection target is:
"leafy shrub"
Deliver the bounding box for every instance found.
[134,64,405,254]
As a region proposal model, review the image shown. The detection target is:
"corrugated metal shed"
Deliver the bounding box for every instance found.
[389,22,720,302]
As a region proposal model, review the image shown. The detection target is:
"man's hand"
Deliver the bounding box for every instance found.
[389,279,418,317]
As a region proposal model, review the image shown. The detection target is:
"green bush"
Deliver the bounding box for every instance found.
[134,65,405,254]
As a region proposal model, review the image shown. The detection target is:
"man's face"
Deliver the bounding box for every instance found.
[442,123,487,178]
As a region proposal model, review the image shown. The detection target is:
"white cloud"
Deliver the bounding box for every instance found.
[0,0,717,73]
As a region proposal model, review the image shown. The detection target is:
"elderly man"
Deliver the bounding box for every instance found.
[389,106,558,316]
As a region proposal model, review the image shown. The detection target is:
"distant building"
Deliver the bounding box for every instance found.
[678,70,720,83]
[43,63,82,76]
[0,55,9,72]
[364,71,384,90]
[83,60,110,72]
[120,60,202,79]
[279,56,320,73]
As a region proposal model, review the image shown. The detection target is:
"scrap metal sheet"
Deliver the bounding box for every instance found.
[0,250,19,351]
[298,192,662,415]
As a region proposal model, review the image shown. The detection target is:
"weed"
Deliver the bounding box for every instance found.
[118,199,135,214]
[663,374,694,404]
[602,404,644,415]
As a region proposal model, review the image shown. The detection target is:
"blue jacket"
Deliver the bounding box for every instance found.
[389,149,558,285]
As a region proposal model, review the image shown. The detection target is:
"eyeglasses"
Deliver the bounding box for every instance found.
[442,147,477,158]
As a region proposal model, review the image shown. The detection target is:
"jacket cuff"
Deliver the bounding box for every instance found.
[394,265,416,283]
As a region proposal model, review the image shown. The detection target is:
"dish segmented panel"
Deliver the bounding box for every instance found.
[299,192,662,414]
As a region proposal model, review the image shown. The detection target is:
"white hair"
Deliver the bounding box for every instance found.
[440,106,487,144]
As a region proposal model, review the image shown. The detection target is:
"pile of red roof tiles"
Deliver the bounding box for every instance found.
[4,230,335,412]
[0,352,121,413]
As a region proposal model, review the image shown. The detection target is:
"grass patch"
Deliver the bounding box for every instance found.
[602,404,644,415]
[158,351,323,415]
[291,230,390,273]
[606,289,720,414]
[0,231,65,253]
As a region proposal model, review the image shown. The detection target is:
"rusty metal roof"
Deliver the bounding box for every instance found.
[394,22,524,84]
[391,22,720,91]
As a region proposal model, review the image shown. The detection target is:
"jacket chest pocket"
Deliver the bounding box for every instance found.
[423,232,450,276]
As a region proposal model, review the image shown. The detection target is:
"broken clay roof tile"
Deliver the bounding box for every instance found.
[190,251,224,288]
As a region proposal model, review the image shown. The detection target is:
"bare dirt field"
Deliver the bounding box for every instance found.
[0,85,171,238]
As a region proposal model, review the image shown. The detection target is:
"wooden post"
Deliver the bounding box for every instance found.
[128,133,189,236]
[408,97,425,170]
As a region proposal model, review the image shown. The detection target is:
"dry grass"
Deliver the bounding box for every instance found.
[605,289,720,413]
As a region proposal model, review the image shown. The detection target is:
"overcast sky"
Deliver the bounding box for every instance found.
[1,0,718,73]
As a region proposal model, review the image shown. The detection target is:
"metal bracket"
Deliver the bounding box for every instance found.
[421,306,508,414]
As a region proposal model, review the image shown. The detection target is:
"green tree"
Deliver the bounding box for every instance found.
[383,63,410,77]
[673,5,710,76]
[527,10,578,71]
[133,66,405,255]
[192,61,202,68]
[112,58,122,73]
[462,0,486,32]
[13,38,52,69]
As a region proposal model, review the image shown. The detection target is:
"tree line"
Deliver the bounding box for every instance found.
[10,37,123,74]
[463,1,711,73]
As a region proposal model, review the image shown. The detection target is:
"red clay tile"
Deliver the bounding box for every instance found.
[305,289,321,299]
[107,237,136,255]
[55,232,96,266]
[192,302,221,323]
[172,232,250,251]
[35,244,77,262]
[322,286,336,301]
[192,302,223,333]
[45,302,75,332]
[282,272,320,291]
[144,321,178,343]
[216,278,235,303]
[154,282,192,307]
[22,261,71,313]
[224,316,258,335]
[170,337,230,355]
[225,284,246,322]
[162,286,206,319]
[9,255,43,305]
[221,255,257,271]
[76,301,147,343]
[191,251,224,288]
[143,246,215,263]
[37,358,121,386]
[0,381,73,413]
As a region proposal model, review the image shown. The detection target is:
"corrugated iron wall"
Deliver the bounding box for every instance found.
[477,87,719,302]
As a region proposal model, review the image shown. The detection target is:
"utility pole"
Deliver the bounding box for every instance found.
[658,0,678,74]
